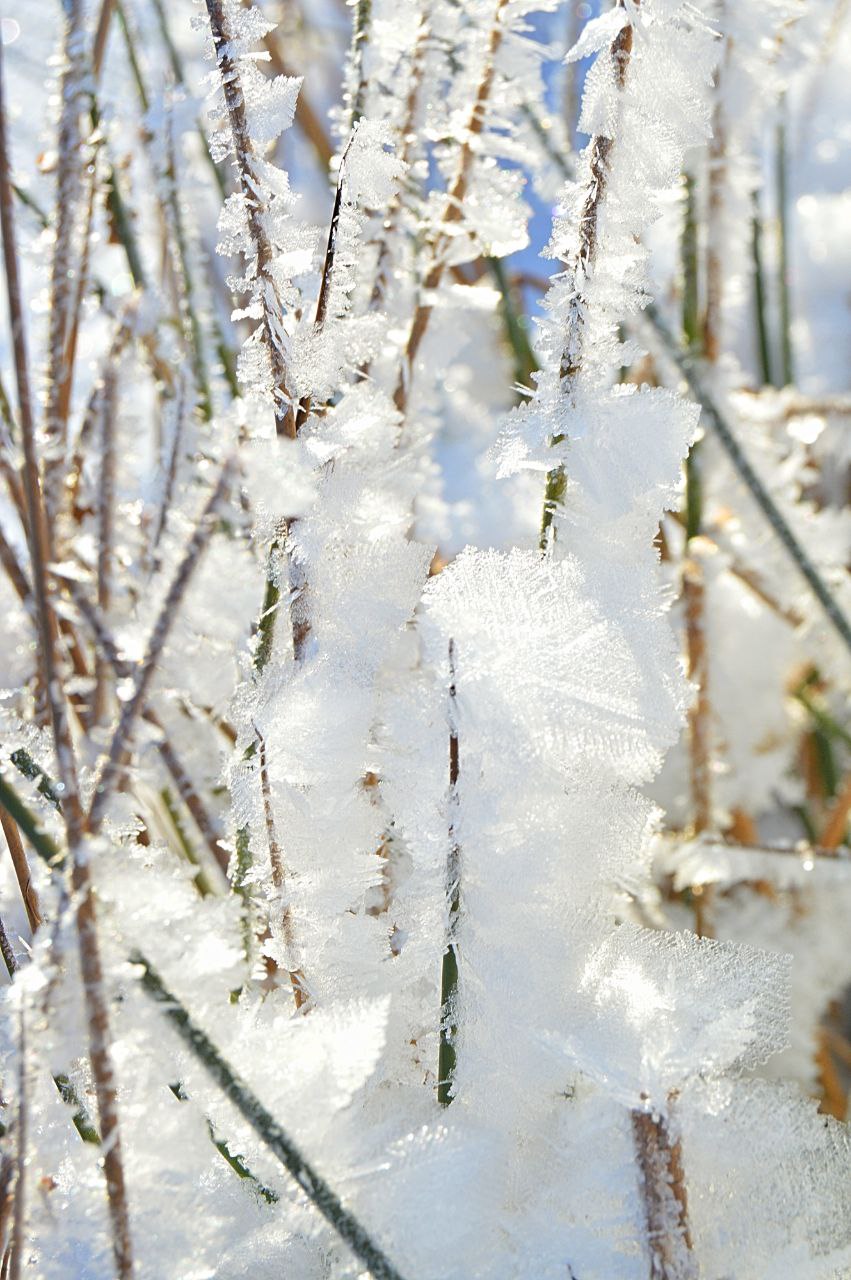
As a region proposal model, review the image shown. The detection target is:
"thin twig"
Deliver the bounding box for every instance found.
[0,809,42,932]
[645,301,851,660]
[63,576,231,878]
[94,366,118,723]
[8,1013,25,1280]
[204,0,297,436]
[133,952,409,1280]
[43,0,87,523]
[540,2,634,547]
[2,45,135,1257]
[86,458,233,836]
[256,727,308,1009]
[438,639,460,1106]
[393,0,510,414]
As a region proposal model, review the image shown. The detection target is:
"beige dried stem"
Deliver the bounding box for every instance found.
[0,34,134,1278]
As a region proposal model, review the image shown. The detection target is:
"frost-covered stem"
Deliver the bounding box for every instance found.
[132,952,410,1280]
[94,367,118,724]
[775,101,794,386]
[43,0,87,524]
[683,551,712,849]
[151,376,187,561]
[0,808,42,932]
[645,300,851,659]
[87,460,233,836]
[684,39,725,850]
[703,33,727,365]
[540,5,634,546]
[72,867,135,1277]
[294,154,349,430]
[347,0,372,131]
[0,912,18,979]
[204,0,297,437]
[8,1014,26,1280]
[394,0,509,414]
[154,732,230,878]
[632,1104,695,1280]
[256,727,308,1009]
[365,19,427,319]
[163,114,213,422]
[55,161,100,460]
[68,307,137,524]
[438,640,460,1106]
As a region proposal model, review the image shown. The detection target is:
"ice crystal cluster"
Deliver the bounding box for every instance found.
[0,0,851,1277]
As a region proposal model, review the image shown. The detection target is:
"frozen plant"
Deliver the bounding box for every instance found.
[0,0,849,1277]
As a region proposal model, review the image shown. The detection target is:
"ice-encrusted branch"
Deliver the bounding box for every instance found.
[204,0,299,436]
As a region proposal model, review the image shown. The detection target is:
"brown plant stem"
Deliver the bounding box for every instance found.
[63,570,231,880]
[94,366,118,724]
[8,1015,25,1280]
[256,727,308,1008]
[86,459,233,837]
[632,1103,696,1280]
[437,639,461,1106]
[43,0,87,523]
[0,36,134,1275]
[540,3,634,547]
[0,809,41,933]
